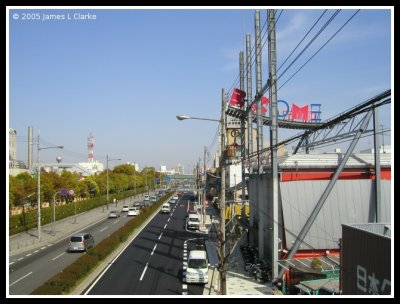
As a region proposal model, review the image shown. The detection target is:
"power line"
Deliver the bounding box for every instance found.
[277,9,328,74]
[278,9,360,91]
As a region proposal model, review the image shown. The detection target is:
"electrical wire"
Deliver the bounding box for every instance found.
[278,9,360,91]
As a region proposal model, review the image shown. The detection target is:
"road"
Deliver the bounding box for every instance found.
[86,193,205,295]
[9,192,157,295]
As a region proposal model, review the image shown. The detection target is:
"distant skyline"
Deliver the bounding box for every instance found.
[7,7,392,171]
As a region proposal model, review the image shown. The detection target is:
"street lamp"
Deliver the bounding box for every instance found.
[36,133,63,242]
[176,114,220,123]
[176,102,227,294]
[105,154,121,212]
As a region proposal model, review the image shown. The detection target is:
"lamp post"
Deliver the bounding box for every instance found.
[36,132,63,242]
[105,154,121,212]
[176,98,227,294]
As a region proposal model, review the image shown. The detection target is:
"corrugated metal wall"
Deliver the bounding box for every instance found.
[280,179,391,250]
[341,224,391,295]
[248,175,391,253]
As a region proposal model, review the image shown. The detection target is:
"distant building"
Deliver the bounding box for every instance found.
[77,161,104,175]
[176,163,184,175]
[9,128,29,176]
[9,128,17,162]
[126,162,139,172]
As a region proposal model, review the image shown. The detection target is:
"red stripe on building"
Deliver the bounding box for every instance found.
[281,168,391,182]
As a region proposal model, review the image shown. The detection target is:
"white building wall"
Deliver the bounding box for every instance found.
[226,163,242,188]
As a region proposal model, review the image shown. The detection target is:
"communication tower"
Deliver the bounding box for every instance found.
[88,133,95,162]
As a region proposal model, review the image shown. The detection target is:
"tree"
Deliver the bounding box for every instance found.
[113,164,135,176]
[311,257,323,272]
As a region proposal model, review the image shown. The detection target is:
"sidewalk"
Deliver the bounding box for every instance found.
[203,205,275,296]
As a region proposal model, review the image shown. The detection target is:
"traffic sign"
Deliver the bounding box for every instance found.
[165,176,171,182]
[60,189,68,196]
[68,189,75,196]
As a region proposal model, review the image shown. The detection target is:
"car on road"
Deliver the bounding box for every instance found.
[108,210,120,218]
[128,207,140,216]
[172,195,179,200]
[169,199,176,204]
[122,205,130,212]
[68,232,94,252]
[160,203,171,214]
[187,213,200,230]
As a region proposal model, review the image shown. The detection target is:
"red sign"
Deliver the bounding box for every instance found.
[228,88,246,108]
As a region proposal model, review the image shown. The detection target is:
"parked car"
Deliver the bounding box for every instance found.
[122,205,130,212]
[169,199,176,204]
[173,195,179,200]
[186,250,209,284]
[108,210,120,218]
[187,213,200,230]
[68,232,94,252]
[128,207,140,216]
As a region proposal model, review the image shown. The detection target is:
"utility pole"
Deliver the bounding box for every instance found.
[246,33,254,246]
[255,9,263,258]
[268,9,280,280]
[203,146,207,227]
[239,50,246,219]
[219,88,227,295]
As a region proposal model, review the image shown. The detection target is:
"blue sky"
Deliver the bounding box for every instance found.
[8,7,392,172]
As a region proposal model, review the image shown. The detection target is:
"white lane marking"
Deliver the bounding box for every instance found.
[99,226,108,232]
[84,205,163,295]
[182,284,187,289]
[151,244,157,255]
[158,233,163,240]
[164,224,167,229]
[52,252,65,261]
[17,257,23,261]
[9,262,15,265]
[9,272,32,287]
[139,262,149,281]
[33,250,39,253]
[26,253,31,257]
[47,244,52,247]
[41,247,46,250]
[54,239,64,244]
[167,218,170,222]
[113,220,120,224]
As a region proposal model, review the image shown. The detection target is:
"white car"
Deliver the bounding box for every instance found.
[121,205,130,212]
[172,195,179,200]
[128,207,139,216]
[169,199,176,204]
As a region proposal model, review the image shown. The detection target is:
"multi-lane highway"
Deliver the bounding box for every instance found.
[86,192,205,295]
[9,190,206,295]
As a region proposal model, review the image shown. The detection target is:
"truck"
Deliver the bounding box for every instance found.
[185,250,209,284]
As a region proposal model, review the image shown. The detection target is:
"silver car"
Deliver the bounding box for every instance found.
[108,210,120,218]
[68,232,94,252]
